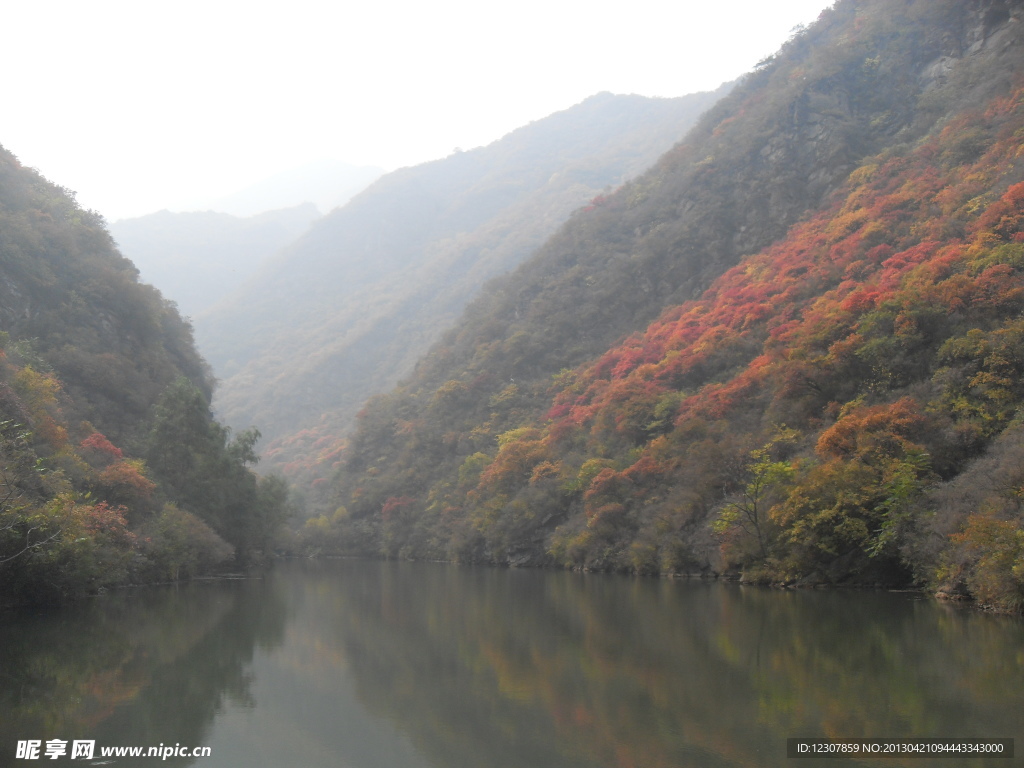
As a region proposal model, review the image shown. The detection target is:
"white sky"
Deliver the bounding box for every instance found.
[3,0,834,221]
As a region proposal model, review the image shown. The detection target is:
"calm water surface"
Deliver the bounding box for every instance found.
[1,560,1022,768]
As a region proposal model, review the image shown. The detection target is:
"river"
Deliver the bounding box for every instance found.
[1,559,1021,767]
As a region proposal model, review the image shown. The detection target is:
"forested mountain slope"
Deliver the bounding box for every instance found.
[110,204,320,318]
[319,0,1024,611]
[0,148,287,605]
[197,89,731,480]
[0,153,210,445]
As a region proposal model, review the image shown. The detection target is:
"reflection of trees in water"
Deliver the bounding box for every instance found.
[319,561,1024,768]
[2,562,1019,768]
[0,576,288,766]
[711,589,1024,763]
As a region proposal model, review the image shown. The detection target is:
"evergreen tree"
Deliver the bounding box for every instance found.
[146,379,288,564]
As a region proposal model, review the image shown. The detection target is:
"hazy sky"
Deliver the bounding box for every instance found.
[4,0,834,221]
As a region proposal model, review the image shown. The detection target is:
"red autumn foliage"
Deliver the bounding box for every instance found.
[80,431,123,460]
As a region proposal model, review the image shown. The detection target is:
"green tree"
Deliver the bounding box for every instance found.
[713,427,799,560]
[773,399,932,579]
[0,420,59,570]
[145,379,289,565]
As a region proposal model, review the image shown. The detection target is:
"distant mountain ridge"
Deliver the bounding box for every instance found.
[195,160,383,217]
[198,87,733,477]
[110,204,320,318]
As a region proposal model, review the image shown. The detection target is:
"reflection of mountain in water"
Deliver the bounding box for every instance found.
[2,563,1022,768]
[0,578,288,767]
[197,561,430,768]
[325,562,1024,768]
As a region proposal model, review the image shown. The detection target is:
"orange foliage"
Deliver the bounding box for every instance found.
[816,398,924,460]
[80,431,123,462]
[96,459,157,500]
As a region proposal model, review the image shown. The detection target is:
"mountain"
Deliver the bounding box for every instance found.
[0,155,210,446]
[316,0,1024,611]
[182,159,383,217]
[198,88,732,479]
[110,204,320,318]
[0,147,288,604]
